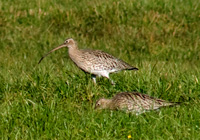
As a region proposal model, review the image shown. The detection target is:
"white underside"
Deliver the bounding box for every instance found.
[90,69,117,78]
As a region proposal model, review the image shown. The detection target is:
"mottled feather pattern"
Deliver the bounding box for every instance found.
[39,38,138,84]
[95,92,179,114]
[113,92,175,110]
[78,50,135,71]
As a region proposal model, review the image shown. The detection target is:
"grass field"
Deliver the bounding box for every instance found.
[0,0,200,139]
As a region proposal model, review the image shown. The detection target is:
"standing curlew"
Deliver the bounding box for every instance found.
[38,38,138,84]
[95,92,180,115]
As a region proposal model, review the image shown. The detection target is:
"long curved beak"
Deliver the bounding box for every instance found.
[38,44,67,64]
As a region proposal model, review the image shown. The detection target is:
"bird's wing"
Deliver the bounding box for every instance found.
[128,92,178,109]
[81,50,136,70]
[114,92,178,111]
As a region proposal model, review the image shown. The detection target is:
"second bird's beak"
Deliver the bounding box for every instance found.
[38,43,67,64]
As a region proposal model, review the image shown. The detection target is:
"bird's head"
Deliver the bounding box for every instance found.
[63,38,77,48]
[95,98,111,110]
[38,38,77,64]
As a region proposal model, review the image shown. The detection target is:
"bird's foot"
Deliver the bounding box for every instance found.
[92,77,97,85]
[110,80,115,85]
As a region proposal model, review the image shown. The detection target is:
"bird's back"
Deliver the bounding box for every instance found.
[111,92,178,113]
[74,49,137,72]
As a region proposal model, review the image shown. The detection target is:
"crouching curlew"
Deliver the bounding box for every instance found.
[95,92,180,115]
[38,38,138,84]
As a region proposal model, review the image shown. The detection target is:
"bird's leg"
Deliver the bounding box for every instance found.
[91,74,97,84]
[110,79,115,85]
[104,75,115,85]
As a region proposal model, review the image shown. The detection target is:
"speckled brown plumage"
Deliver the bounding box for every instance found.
[38,38,138,84]
[95,92,180,115]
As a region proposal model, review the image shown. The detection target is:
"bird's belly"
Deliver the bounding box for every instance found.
[90,70,109,77]
[73,59,118,77]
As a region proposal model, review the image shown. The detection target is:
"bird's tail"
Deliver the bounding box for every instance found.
[163,101,181,107]
[128,67,139,71]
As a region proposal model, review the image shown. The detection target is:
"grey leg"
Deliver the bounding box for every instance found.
[91,75,97,84]
[104,75,115,85]
[110,79,115,85]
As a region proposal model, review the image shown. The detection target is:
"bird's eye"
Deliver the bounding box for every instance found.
[65,40,69,44]
[97,103,100,106]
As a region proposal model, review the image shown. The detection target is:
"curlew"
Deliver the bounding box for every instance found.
[95,92,180,115]
[38,38,138,84]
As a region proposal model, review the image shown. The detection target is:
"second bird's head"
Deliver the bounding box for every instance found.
[95,98,111,110]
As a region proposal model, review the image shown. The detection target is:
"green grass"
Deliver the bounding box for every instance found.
[0,0,200,139]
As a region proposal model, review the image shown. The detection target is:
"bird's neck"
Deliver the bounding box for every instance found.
[103,99,113,109]
[68,45,81,60]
